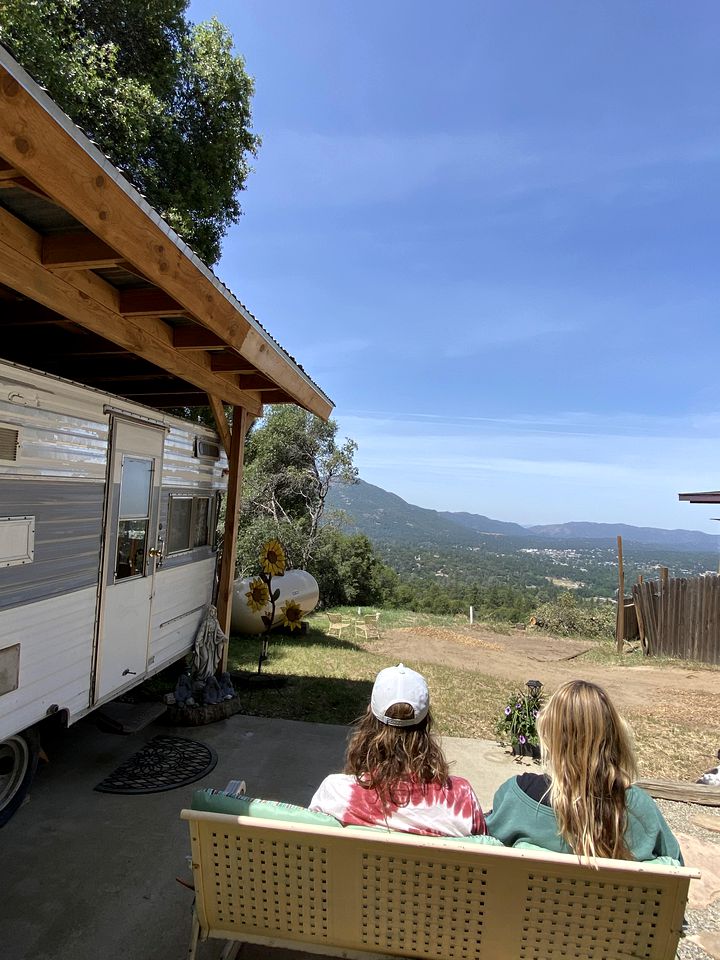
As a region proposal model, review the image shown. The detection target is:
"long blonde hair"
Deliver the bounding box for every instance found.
[537,680,637,860]
[345,703,449,808]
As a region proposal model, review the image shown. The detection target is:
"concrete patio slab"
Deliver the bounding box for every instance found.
[0,713,524,960]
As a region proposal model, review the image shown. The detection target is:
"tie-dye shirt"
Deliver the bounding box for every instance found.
[309,774,486,837]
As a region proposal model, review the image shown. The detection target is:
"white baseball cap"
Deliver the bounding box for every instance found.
[370,663,430,727]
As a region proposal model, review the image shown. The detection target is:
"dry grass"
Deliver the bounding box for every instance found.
[228,614,719,780]
[228,626,508,738]
[393,625,502,652]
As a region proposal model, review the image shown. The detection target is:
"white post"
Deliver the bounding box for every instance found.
[469,605,474,625]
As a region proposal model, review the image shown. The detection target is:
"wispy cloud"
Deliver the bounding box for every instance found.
[333,408,720,530]
[249,127,720,213]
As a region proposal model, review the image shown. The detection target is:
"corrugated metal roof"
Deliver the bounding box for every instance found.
[0,43,332,410]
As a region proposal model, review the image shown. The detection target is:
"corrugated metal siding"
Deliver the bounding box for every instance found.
[162,425,226,490]
[0,480,104,611]
[0,586,96,739]
[0,361,227,485]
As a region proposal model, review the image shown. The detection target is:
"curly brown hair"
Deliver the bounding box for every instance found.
[344,702,450,809]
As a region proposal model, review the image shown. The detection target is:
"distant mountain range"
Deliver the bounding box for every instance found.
[327,479,720,553]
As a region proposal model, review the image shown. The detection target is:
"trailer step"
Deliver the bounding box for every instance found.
[95,701,167,735]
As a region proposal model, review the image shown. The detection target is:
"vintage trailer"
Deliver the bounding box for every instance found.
[0,359,227,821]
[0,44,333,825]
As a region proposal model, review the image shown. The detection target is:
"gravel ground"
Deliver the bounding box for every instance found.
[656,800,720,960]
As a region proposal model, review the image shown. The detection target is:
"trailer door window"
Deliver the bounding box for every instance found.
[115,456,152,580]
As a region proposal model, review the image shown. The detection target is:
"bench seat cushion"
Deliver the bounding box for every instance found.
[191,789,343,827]
[191,788,504,846]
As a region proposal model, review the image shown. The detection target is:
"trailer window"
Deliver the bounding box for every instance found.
[166,495,213,555]
[167,496,193,553]
[115,456,152,580]
[193,498,210,548]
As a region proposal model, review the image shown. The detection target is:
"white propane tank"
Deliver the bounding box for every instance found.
[230,569,320,635]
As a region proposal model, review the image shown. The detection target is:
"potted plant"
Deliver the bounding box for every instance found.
[495,680,544,758]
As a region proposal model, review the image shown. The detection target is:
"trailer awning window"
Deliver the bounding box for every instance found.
[167,495,213,554]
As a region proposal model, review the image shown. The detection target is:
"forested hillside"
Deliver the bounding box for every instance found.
[327,479,719,603]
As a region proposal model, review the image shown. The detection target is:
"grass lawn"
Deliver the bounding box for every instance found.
[228,610,509,738]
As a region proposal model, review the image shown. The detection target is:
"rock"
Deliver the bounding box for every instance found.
[690,813,720,835]
[676,833,720,909]
[687,932,720,960]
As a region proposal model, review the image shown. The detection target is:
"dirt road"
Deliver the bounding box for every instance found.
[377,625,720,713]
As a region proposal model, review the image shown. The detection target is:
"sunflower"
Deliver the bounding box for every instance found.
[280,599,304,631]
[259,539,286,576]
[245,578,270,612]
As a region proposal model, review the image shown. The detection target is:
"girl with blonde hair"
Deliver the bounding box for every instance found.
[486,680,682,862]
[310,663,486,836]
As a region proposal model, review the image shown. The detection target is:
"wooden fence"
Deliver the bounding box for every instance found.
[632,573,720,664]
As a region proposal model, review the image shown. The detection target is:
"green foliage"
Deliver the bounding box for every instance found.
[531,592,615,639]
[495,684,545,748]
[0,0,259,264]
[309,530,399,608]
[237,406,358,577]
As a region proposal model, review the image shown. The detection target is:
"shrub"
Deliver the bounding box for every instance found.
[531,592,615,639]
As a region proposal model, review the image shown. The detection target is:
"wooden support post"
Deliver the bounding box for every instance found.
[616,535,625,652]
[216,406,248,671]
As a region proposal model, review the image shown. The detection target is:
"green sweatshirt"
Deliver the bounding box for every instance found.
[485,776,683,864]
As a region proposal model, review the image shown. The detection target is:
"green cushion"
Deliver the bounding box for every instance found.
[191,790,502,846]
[190,789,343,828]
[339,824,503,845]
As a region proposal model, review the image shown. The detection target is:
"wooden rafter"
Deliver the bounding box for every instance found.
[42,231,124,269]
[173,327,228,350]
[118,288,187,317]
[210,354,257,373]
[0,204,263,414]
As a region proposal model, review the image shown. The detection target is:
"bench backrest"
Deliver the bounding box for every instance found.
[182,809,698,960]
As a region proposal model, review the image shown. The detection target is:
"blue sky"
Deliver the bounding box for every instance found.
[189,1,720,532]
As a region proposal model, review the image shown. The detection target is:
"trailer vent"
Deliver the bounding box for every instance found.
[0,426,19,462]
[195,438,221,460]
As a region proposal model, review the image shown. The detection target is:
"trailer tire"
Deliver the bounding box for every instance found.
[0,727,40,827]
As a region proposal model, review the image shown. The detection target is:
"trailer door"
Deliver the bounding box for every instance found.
[94,418,165,702]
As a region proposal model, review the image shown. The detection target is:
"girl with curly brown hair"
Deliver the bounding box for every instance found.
[310,663,486,837]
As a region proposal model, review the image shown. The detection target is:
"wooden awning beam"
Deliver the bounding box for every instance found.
[119,288,187,317]
[679,491,720,504]
[210,354,257,373]
[42,231,124,269]
[0,204,263,414]
[173,327,228,350]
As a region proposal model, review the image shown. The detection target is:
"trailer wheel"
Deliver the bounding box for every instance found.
[0,728,40,827]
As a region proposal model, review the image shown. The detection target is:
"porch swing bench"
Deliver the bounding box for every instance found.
[181,795,698,960]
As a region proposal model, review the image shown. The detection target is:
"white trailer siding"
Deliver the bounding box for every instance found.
[0,586,96,740]
[0,360,227,743]
[149,558,217,671]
